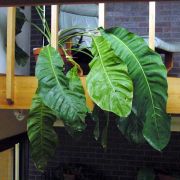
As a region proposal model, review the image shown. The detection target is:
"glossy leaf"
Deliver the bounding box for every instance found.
[101,111,109,149]
[65,66,87,134]
[36,46,88,133]
[116,107,145,144]
[27,94,58,171]
[92,105,101,141]
[86,36,133,117]
[101,27,170,151]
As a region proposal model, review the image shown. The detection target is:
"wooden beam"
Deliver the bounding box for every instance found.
[0,76,37,109]
[51,5,59,49]
[171,117,180,132]
[98,3,105,28]
[0,0,177,7]
[6,7,16,105]
[167,77,180,114]
[149,1,156,50]
[0,76,179,114]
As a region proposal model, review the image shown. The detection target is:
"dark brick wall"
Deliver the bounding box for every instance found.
[28,2,180,179]
[28,120,180,180]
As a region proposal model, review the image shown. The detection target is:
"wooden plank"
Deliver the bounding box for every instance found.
[0,0,177,7]
[167,77,180,114]
[98,3,105,28]
[171,117,180,132]
[0,76,180,130]
[0,76,37,109]
[6,7,16,104]
[0,76,94,110]
[51,5,59,49]
[0,76,180,113]
[149,1,156,50]
[15,143,19,180]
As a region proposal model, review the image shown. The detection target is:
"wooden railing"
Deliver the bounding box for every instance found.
[0,3,180,129]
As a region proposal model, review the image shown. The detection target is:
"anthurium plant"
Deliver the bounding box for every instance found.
[27,25,171,171]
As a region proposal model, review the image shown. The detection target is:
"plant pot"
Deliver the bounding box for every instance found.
[33,47,72,64]
[0,7,31,75]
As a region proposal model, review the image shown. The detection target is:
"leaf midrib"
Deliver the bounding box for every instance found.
[92,37,117,96]
[46,46,83,119]
[110,33,160,140]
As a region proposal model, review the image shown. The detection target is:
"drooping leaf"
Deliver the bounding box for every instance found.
[65,66,88,134]
[92,105,101,141]
[137,168,155,180]
[116,107,145,144]
[36,46,88,133]
[86,36,133,117]
[100,27,171,151]
[101,111,109,149]
[27,94,58,171]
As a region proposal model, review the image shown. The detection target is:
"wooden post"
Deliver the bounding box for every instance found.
[149,1,156,50]
[6,7,16,104]
[15,143,19,180]
[51,5,59,50]
[98,3,105,28]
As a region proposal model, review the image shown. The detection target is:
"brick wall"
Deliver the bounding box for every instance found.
[28,120,180,180]
[105,1,180,77]
[28,2,180,179]
[30,1,180,77]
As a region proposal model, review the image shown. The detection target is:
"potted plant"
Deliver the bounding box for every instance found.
[27,8,171,172]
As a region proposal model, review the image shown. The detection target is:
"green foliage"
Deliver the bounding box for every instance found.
[116,107,145,144]
[27,25,171,171]
[36,46,88,132]
[27,94,58,171]
[86,36,133,117]
[100,27,170,151]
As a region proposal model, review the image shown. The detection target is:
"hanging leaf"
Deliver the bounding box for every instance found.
[36,46,88,133]
[65,66,88,134]
[86,36,133,117]
[101,111,110,149]
[137,168,155,180]
[116,107,145,144]
[27,94,58,172]
[100,27,170,151]
[91,105,101,141]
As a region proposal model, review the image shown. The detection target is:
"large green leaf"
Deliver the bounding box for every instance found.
[36,46,88,133]
[101,27,170,150]
[65,66,87,134]
[92,105,101,141]
[27,94,58,171]
[116,107,145,144]
[86,36,133,117]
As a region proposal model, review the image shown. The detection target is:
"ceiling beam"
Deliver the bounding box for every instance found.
[0,0,176,7]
